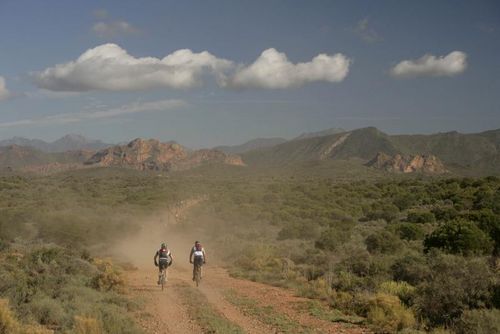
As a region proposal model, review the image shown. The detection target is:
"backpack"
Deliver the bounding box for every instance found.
[159,248,170,259]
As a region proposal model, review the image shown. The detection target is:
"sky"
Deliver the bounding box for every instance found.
[0,0,499,148]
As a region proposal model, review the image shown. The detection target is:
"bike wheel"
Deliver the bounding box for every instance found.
[195,265,201,287]
[160,271,165,291]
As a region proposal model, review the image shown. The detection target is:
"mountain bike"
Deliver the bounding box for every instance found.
[159,267,167,291]
[193,263,202,287]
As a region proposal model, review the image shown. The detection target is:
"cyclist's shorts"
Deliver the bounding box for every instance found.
[193,256,204,266]
[159,257,171,269]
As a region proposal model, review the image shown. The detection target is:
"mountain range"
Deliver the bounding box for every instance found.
[0,134,111,152]
[1,127,499,175]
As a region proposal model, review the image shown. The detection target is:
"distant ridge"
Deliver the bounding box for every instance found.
[292,127,345,140]
[215,137,287,154]
[242,127,500,175]
[0,134,111,152]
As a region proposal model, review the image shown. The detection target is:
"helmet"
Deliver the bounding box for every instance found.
[161,242,166,249]
[195,240,200,245]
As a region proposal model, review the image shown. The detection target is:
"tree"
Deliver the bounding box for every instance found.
[423,219,493,255]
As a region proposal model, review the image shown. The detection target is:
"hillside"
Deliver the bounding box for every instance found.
[85,138,244,171]
[242,127,500,175]
[215,137,287,154]
[0,134,111,152]
[0,144,91,168]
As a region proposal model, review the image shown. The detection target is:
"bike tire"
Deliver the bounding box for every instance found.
[195,265,201,287]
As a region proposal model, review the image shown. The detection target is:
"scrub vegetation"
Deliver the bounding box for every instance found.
[1,167,499,333]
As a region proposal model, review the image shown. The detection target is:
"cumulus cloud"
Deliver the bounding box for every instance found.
[0,99,186,128]
[224,48,351,89]
[0,76,12,101]
[391,51,467,78]
[33,44,233,92]
[92,21,140,38]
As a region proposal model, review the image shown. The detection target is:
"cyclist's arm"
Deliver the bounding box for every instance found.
[202,248,207,263]
[154,251,159,266]
[189,247,194,262]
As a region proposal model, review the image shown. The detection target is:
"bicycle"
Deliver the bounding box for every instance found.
[159,266,167,291]
[193,262,202,287]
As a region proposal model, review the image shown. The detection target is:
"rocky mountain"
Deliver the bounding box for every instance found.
[85,138,244,171]
[215,137,287,154]
[242,127,500,175]
[366,152,447,173]
[0,134,111,152]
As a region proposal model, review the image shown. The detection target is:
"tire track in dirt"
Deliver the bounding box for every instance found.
[127,269,202,334]
[126,263,370,334]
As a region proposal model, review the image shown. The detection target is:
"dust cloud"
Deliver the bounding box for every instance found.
[109,209,202,271]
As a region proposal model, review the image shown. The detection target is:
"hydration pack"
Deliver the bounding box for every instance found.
[159,248,170,259]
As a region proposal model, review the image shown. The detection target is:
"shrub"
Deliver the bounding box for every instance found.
[90,259,125,292]
[366,293,415,333]
[0,299,18,334]
[454,308,500,334]
[315,227,352,251]
[397,223,425,241]
[407,211,436,224]
[29,295,66,327]
[391,253,430,285]
[378,281,416,306]
[365,231,404,254]
[424,219,494,255]
[72,316,103,334]
[414,254,495,327]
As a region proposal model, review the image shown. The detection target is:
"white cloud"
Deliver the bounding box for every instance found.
[92,21,140,38]
[391,51,467,78]
[224,48,351,89]
[33,44,233,92]
[0,76,12,101]
[0,99,186,128]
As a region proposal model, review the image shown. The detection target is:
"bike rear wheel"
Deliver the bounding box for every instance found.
[160,269,166,291]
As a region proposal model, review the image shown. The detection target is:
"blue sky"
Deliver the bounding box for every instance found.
[0,0,499,147]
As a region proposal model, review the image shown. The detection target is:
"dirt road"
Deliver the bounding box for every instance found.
[125,262,370,334]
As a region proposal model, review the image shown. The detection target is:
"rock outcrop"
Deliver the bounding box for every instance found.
[366,152,447,173]
[85,138,245,171]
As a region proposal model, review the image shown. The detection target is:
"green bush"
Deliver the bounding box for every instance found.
[453,308,500,334]
[397,223,425,241]
[366,293,415,333]
[424,219,494,255]
[365,231,404,254]
[378,281,416,306]
[414,254,495,327]
[407,211,436,224]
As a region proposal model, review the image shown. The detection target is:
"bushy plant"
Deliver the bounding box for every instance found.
[378,281,416,306]
[453,308,500,334]
[407,210,436,224]
[414,253,495,327]
[366,293,415,333]
[365,230,404,254]
[424,219,494,255]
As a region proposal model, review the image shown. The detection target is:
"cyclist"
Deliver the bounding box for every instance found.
[154,242,173,285]
[189,241,206,281]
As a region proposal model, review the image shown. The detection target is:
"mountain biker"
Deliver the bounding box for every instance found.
[189,240,206,281]
[154,242,173,285]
